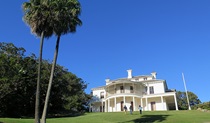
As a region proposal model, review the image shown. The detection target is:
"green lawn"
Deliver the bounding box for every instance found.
[0,110,210,123]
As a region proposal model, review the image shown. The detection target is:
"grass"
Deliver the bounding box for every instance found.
[0,110,210,123]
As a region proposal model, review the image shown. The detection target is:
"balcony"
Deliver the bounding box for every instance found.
[106,89,146,98]
[104,80,146,98]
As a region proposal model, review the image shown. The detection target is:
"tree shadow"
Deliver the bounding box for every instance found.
[119,115,170,123]
[47,111,87,118]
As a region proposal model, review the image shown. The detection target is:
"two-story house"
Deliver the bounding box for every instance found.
[90,69,178,112]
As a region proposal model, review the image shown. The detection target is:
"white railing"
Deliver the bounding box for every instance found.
[106,90,146,98]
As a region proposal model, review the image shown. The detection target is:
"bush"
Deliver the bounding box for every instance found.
[192,101,210,110]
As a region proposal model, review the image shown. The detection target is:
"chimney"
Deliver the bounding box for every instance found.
[105,78,110,83]
[127,69,132,78]
[151,72,157,79]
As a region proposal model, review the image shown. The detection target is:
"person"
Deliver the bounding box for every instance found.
[138,105,142,114]
[129,105,133,114]
[123,105,127,114]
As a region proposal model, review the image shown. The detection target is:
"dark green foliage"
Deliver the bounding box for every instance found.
[192,101,210,110]
[0,42,37,117]
[0,42,89,117]
[176,91,201,110]
[22,0,54,38]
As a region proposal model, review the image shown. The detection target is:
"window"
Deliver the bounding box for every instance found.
[100,92,104,99]
[144,77,147,80]
[130,86,134,93]
[120,86,124,93]
[149,86,154,94]
[144,87,147,94]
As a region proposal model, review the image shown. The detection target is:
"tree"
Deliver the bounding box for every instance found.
[41,0,82,122]
[0,43,37,117]
[48,68,90,114]
[0,42,89,117]
[22,0,54,123]
[176,91,201,110]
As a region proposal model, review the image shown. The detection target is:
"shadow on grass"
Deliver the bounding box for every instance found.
[120,115,170,123]
[47,112,87,118]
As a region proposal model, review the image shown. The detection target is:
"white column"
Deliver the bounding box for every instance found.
[133,96,135,111]
[161,96,164,110]
[102,101,103,112]
[174,94,178,110]
[123,96,125,105]
[146,97,148,111]
[108,99,110,112]
[108,87,109,97]
[115,84,116,94]
[105,100,107,112]
[147,83,149,94]
[141,98,143,109]
[133,83,134,93]
[115,97,117,111]
[123,83,125,93]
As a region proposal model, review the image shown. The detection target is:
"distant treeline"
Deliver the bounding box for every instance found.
[192,102,210,110]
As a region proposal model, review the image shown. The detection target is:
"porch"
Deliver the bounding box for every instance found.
[91,92,178,112]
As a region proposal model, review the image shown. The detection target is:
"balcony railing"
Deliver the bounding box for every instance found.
[106,90,146,98]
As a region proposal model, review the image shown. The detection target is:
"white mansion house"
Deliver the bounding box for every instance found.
[90,69,178,112]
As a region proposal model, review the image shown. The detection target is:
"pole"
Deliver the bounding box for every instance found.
[182,73,191,110]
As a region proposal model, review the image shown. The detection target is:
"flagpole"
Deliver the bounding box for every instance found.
[182,73,191,110]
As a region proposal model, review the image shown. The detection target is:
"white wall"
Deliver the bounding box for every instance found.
[144,97,167,111]
[148,82,165,94]
[92,89,105,99]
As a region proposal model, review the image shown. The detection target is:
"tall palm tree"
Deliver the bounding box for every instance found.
[22,0,53,123]
[41,0,82,123]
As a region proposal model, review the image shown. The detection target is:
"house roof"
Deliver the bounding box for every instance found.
[91,86,106,91]
[105,79,146,88]
[110,75,152,82]
[91,78,165,91]
[91,72,166,90]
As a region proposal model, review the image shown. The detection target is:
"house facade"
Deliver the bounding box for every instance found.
[90,69,178,112]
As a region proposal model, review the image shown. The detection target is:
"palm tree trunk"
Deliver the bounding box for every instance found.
[35,31,45,123]
[41,35,61,123]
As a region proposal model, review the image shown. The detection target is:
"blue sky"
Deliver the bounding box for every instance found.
[1,0,210,102]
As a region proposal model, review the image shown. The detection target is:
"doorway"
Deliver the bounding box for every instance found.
[121,101,124,111]
[151,102,156,111]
